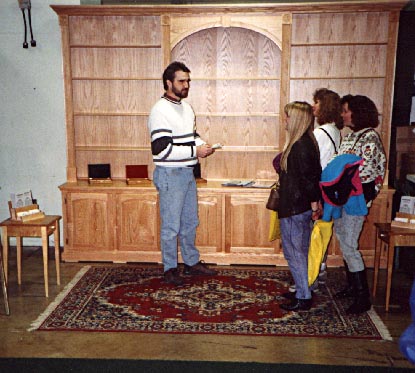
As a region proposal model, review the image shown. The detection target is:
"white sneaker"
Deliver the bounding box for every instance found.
[318,263,327,284]
[318,270,327,284]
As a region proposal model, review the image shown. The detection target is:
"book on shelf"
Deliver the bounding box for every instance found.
[221,180,276,188]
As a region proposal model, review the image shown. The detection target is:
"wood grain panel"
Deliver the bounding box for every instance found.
[197,116,279,148]
[74,116,150,147]
[292,12,389,44]
[203,151,277,180]
[279,19,291,152]
[75,150,153,179]
[226,193,279,252]
[171,25,281,184]
[69,16,161,46]
[196,193,223,253]
[117,194,159,251]
[290,79,385,112]
[170,14,283,50]
[52,3,407,18]
[71,48,163,78]
[70,193,111,249]
[172,27,281,77]
[381,11,400,161]
[187,80,279,114]
[290,45,387,78]
[291,79,389,146]
[72,80,161,114]
[58,15,77,182]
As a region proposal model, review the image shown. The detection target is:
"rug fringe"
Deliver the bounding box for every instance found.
[27,266,91,332]
[367,308,392,341]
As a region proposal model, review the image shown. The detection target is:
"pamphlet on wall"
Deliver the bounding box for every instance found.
[10,190,33,208]
[400,196,415,215]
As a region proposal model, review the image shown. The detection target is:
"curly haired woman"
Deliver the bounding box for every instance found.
[334,94,386,314]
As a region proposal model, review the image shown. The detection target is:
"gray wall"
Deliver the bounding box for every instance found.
[0,0,79,246]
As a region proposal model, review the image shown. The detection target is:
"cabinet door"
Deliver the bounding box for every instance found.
[225,193,279,256]
[66,192,113,251]
[196,193,223,254]
[117,193,159,252]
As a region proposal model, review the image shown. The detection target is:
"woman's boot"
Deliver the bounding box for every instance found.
[335,261,354,299]
[346,269,371,314]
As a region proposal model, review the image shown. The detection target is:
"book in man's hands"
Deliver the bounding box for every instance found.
[221,180,276,188]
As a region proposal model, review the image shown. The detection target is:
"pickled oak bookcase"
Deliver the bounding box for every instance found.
[52,1,403,267]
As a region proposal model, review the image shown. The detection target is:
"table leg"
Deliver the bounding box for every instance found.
[1,227,8,283]
[53,222,60,285]
[41,226,49,298]
[16,236,22,285]
[385,236,395,312]
[0,250,10,315]
[372,228,381,298]
[0,231,10,315]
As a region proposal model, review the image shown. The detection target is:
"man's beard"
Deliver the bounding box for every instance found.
[173,86,189,99]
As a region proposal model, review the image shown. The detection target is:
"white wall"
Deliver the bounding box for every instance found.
[0,0,79,245]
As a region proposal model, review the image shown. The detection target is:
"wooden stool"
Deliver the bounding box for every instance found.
[373,222,415,311]
[0,215,61,298]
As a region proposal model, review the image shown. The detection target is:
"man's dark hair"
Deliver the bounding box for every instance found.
[348,95,379,131]
[162,61,191,90]
[313,88,342,129]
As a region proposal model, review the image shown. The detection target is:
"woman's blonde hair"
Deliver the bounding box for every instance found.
[280,101,315,171]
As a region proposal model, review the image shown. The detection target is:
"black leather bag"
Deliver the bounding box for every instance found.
[266,186,279,211]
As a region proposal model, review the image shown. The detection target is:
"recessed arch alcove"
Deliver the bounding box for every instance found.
[172,26,282,180]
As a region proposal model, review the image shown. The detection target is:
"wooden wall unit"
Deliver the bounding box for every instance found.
[53,1,405,268]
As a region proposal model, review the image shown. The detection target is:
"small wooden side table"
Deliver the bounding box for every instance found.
[0,215,61,298]
[373,222,415,311]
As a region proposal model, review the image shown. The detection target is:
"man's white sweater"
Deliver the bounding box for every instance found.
[148,96,205,167]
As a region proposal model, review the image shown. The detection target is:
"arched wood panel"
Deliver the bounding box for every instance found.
[171,26,281,181]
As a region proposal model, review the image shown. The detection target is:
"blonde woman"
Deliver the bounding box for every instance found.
[273,101,322,311]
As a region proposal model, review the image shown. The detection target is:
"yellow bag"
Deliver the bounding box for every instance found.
[268,210,280,241]
[308,220,333,286]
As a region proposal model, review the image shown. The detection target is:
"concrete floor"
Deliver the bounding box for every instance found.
[0,246,413,368]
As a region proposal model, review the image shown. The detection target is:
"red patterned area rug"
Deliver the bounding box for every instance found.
[29,265,390,340]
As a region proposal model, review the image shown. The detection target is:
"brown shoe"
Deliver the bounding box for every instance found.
[183,261,217,276]
[164,268,184,285]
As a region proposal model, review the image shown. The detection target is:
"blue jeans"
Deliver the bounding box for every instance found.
[153,166,200,271]
[280,210,313,299]
[334,209,365,272]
